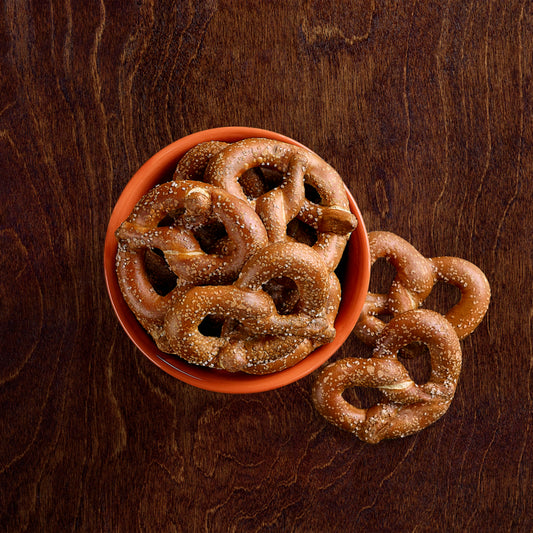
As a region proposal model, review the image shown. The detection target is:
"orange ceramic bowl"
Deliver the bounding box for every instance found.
[104,127,370,393]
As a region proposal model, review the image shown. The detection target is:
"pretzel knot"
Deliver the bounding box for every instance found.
[312,309,462,443]
[114,181,269,350]
[116,180,268,285]
[163,243,338,372]
[354,231,491,345]
[181,138,358,271]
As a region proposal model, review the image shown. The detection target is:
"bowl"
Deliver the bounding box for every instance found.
[104,127,370,393]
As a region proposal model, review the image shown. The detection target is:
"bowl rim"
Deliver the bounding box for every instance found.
[104,126,370,393]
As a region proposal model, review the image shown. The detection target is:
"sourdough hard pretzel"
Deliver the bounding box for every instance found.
[204,138,308,243]
[173,141,229,181]
[115,180,268,286]
[164,285,277,369]
[163,242,336,372]
[354,231,490,344]
[115,180,268,354]
[313,309,462,443]
[203,138,358,269]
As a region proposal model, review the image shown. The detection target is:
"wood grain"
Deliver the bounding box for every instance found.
[1,1,532,531]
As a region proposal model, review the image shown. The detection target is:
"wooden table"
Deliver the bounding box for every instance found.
[2,2,532,531]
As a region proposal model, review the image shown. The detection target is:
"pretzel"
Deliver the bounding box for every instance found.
[313,309,462,443]
[173,141,228,181]
[203,138,308,242]
[242,272,342,374]
[115,180,269,351]
[203,138,358,269]
[354,231,490,344]
[115,247,191,352]
[115,180,268,286]
[163,243,336,372]
[234,242,334,337]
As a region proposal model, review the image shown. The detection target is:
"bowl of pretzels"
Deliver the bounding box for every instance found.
[104,127,370,393]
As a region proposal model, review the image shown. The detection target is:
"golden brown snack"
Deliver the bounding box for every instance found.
[203,138,358,270]
[354,231,490,344]
[115,180,269,351]
[313,309,462,443]
[116,180,268,286]
[163,243,336,373]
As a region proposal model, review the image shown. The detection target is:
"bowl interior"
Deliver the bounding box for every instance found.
[104,127,370,393]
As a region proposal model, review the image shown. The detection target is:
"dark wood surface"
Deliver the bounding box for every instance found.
[1,1,532,531]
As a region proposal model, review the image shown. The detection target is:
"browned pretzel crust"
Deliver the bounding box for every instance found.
[163,243,336,372]
[313,310,462,443]
[172,141,229,181]
[178,138,358,270]
[116,180,268,286]
[354,231,490,345]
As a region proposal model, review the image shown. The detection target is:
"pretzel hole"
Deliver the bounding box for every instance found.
[343,386,383,410]
[286,218,318,246]
[398,343,432,384]
[260,167,284,190]
[198,314,225,337]
[239,168,283,200]
[375,313,392,324]
[157,209,185,227]
[144,248,177,295]
[262,277,299,315]
[193,222,228,254]
[369,257,396,294]
[157,215,175,227]
[304,182,322,204]
[423,281,461,315]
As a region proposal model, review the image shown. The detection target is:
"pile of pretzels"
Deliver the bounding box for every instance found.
[115,136,491,443]
[115,138,358,374]
[312,231,491,443]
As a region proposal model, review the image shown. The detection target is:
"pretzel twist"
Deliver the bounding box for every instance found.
[354,231,490,344]
[115,180,268,352]
[216,271,342,374]
[163,243,336,372]
[203,138,358,270]
[313,310,462,443]
[116,180,268,286]
[242,272,342,374]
